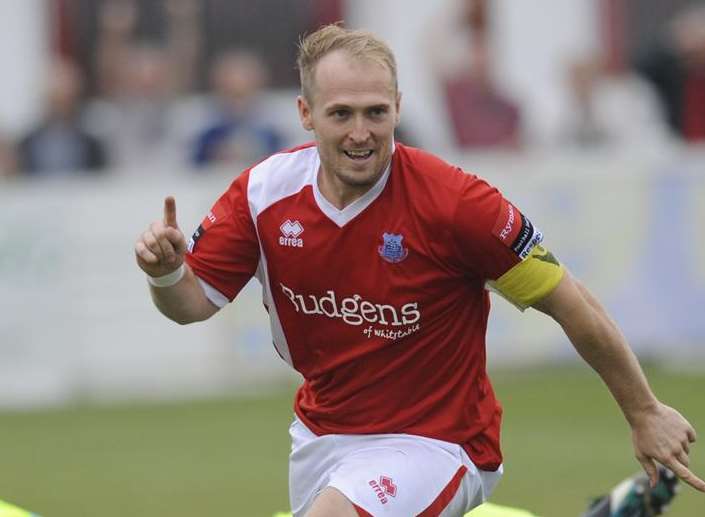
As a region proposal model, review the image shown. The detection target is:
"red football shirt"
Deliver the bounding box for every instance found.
[186,142,542,471]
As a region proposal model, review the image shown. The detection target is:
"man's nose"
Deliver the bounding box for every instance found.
[348,116,371,143]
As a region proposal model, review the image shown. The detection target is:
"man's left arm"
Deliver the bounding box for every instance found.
[532,271,705,492]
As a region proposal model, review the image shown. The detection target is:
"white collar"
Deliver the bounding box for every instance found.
[312,142,395,228]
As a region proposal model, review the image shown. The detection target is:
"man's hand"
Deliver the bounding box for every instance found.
[135,196,188,278]
[630,402,705,492]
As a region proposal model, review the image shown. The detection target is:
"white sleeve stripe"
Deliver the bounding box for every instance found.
[248,194,293,366]
[257,252,294,366]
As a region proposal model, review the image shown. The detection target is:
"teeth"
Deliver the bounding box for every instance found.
[345,150,372,159]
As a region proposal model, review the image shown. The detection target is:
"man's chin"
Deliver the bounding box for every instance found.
[338,169,381,188]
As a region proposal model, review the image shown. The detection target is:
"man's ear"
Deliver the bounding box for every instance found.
[297,95,314,131]
[394,91,402,126]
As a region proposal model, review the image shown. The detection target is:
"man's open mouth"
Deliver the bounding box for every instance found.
[343,150,374,160]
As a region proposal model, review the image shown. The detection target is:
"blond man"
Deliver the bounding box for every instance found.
[136,25,703,516]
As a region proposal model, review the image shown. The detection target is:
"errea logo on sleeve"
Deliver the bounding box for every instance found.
[279,219,304,247]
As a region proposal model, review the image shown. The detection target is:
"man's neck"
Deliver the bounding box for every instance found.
[316,169,373,210]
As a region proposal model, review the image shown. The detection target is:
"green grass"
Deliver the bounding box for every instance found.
[0,393,295,517]
[0,365,703,517]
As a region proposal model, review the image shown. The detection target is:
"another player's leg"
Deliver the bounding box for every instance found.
[466,501,539,516]
[581,465,679,517]
[0,499,40,517]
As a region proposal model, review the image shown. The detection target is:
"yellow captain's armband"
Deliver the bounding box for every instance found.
[487,245,565,311]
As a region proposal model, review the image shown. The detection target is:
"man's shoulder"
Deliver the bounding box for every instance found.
[394,143,487,195]
[395,143,454,172]
[225,143,316,188]
[242,142,318,213]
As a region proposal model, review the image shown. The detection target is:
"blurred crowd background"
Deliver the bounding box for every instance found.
[1,0,704,178]
[1,0,705,409]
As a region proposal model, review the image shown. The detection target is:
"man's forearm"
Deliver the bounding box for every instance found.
[556,279,658,423]
[149,264,218,324]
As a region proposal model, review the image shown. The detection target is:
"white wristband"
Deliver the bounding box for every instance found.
[147,264,186,288]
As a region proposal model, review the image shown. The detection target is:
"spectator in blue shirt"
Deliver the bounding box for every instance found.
[192,50,284,168]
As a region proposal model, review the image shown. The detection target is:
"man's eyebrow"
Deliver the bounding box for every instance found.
[325,104,351,111]
[367,103,391,110]
[325,102,391,112]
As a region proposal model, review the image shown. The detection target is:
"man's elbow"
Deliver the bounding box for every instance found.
[157,306,214,325]
[171,314,200,325]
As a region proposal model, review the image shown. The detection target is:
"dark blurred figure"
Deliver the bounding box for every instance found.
[191,50,284,167]
[431,0,522,150]
[634,4,705,142]
[18,59,106,175]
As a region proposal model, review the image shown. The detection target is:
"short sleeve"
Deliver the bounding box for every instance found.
[185,170,260,303]
[451,174,543,281]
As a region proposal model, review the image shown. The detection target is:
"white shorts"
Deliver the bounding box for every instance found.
[289,417,502,516]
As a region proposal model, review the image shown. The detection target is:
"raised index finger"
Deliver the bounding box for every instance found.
[164,196,178,228]
[667,459,705,492]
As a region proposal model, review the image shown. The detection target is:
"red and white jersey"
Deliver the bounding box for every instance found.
[186,142,543,471]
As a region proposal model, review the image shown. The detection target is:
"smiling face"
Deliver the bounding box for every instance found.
[297,50,401,208]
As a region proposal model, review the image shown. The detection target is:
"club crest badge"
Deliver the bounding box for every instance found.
[378,233,408,263]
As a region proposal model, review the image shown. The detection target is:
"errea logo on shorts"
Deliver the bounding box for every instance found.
[369,476,397,505]
[279,219,304,247]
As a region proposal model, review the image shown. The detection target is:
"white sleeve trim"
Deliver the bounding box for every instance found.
[484,281,529,312]
[197,277,229,309]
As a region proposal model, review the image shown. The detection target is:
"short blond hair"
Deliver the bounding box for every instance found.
[297,24,398,103]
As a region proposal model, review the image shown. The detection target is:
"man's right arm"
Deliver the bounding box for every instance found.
[135,196,219,325]
[148,264,219,324]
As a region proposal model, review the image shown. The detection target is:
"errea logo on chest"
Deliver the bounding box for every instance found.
[279,219,304,248]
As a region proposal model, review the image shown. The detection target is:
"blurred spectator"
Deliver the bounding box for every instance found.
[86,43,183,169]
[428,0,522,150]
[92,0,139,99]
[191,49,284,167]
[558,55,670,148]
[0,137,18,177]
[443,40,522,150]
[93,0,201,97]
[566,3,705,146]
[18,58,106,175]
[163,0,203,94]
[85,0,202,171]
[633,4,705,143]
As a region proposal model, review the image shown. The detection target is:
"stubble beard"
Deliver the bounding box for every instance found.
[336,147,392,189]
[334,166,383,188]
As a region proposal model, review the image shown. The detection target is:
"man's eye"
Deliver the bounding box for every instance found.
[370,107,387,117]
[332,110,349,119]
